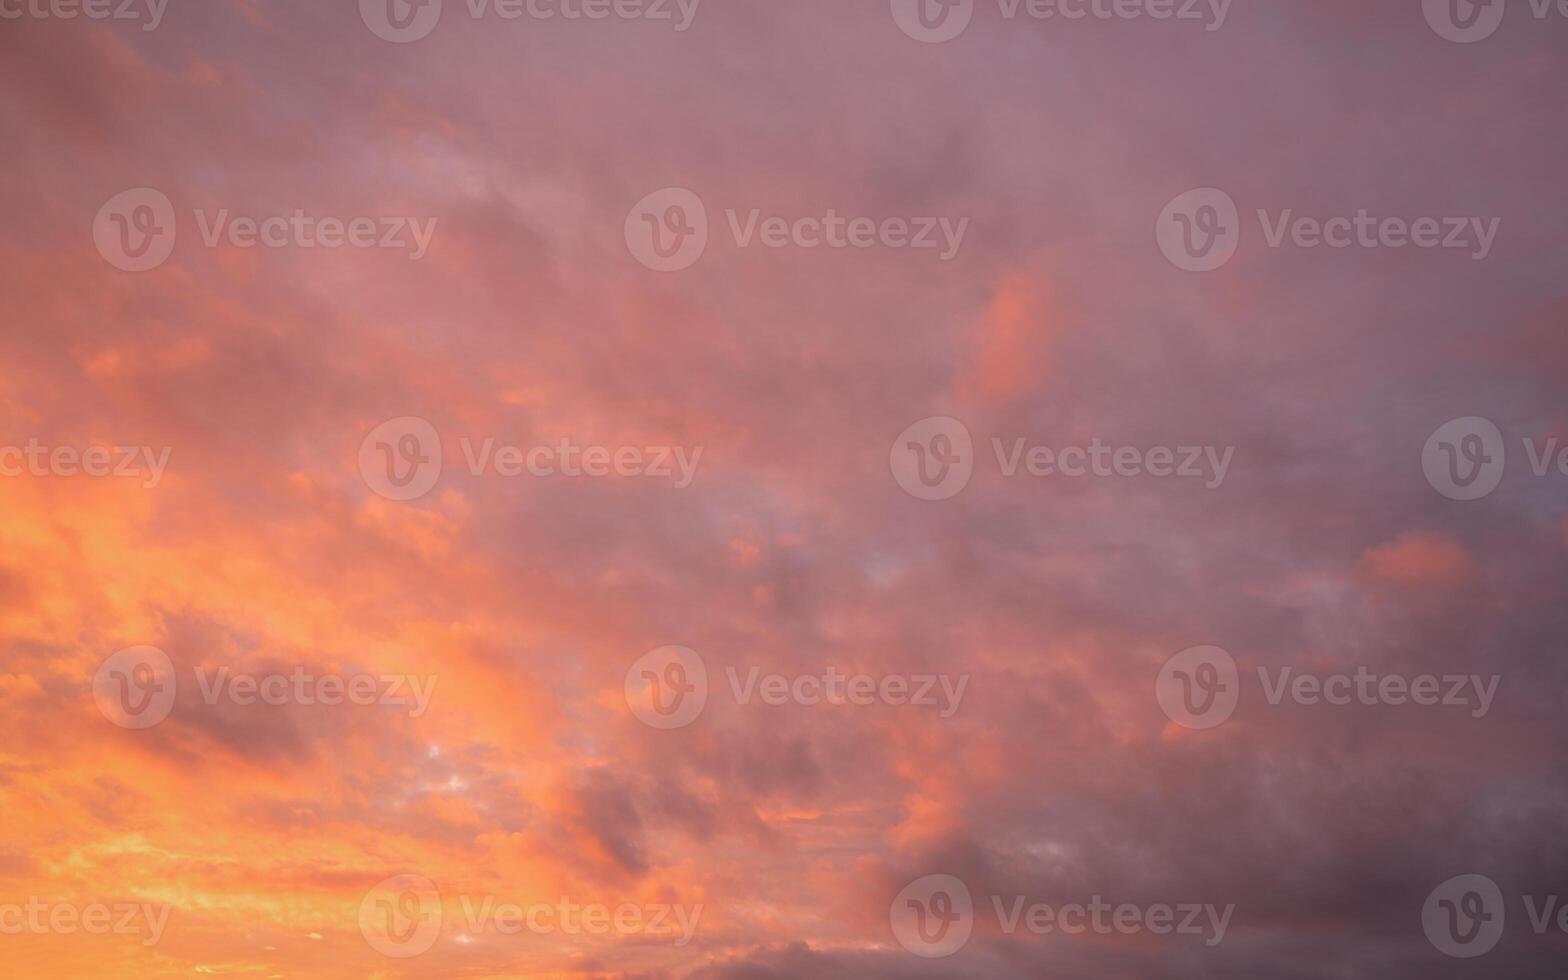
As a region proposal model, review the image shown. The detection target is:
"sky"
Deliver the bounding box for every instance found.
[2,0,1567,977]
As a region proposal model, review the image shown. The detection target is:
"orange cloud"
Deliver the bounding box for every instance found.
[1356,531,1472,591]
[961,272,1058,405]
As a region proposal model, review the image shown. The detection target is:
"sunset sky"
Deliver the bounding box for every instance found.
[2,1,1567,977]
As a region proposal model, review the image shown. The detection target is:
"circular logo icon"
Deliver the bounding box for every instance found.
[1424,0,1506,43]
[1156,188,1240,273]
[890,0,974,42]
[1156,645,1239,730]
[361,874,442,957]
[891,874,973,958]
[625,188,708,272]
[891,417,974,501]
[625,645,708,729]
[93,646,178,729]
[1423,417,1505,502]
[359,417,442,502]
[360,0,443,42]
[1423,874,1505,958]
[93,188,177,273]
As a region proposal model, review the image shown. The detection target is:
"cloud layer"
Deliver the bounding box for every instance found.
[2,1,1567,976]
